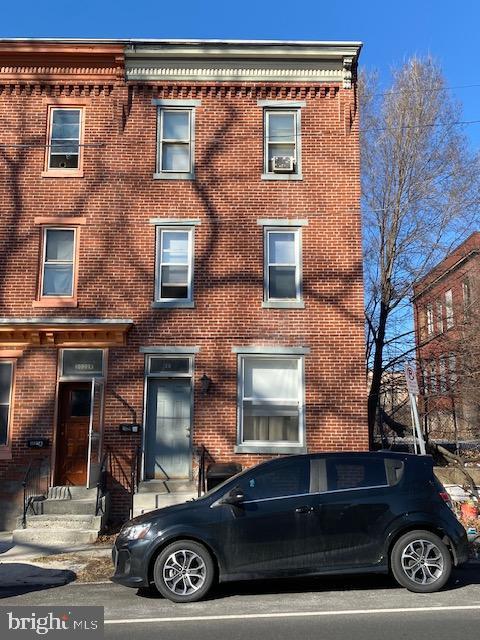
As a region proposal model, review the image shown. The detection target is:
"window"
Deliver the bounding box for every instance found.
[436,300,444,333]
[0,362,13,447]
[156,106,195,179]
[148,356,193,376]
[426,304,434,335]
[265,228,301,303]
[155,228,194,305]
[238,356,304,450]
[46,107,82,172]
[264,109,300,177]
[429,360,438,394]
[421,365,429,397]
[40,228,76,298]
[439,356,447,393]
[463,279,471,321]
[448,353,457,388]
[326,458,388,491]
[61,349,104,378]
[236,457,309,501]
[445,289,454,329]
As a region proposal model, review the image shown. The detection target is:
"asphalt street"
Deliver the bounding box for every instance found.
[1,565,479,639]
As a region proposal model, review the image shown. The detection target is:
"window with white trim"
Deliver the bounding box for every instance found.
[47,107,82,170]
[436,300,444,333]
[156,108,194,176]
[445,289,454,329]
[0,361,13,447]
[155,227,194,303]
[265,228,301,302]
[41,228,76,297]
[238,356,304,447]
[264,109,300,176]
[426,304,434,335]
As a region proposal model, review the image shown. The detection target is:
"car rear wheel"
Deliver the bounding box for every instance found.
[153,540,215,603]
[391,530,452,593]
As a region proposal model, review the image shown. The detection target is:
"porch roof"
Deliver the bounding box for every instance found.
[0,318,133,348]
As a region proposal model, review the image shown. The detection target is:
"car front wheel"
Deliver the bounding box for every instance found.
[153,540,215,603]
[391,530,452,593]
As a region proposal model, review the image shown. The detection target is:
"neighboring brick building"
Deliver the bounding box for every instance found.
[413,232,480,445]
[0,38,367,530]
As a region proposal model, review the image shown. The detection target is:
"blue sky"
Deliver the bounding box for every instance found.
[1,0,479,149]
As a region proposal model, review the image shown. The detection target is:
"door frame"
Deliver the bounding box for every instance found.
[51,348,108,487]
[141,353,195,481]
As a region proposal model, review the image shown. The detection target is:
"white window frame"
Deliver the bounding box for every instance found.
[153,99,200,180]
[445,289,454,329]
[0,360,14,448]
[426,304,434,335]
[265,227,302,304]
[154,227,194,306]
[236,354,305,454]
[263,108,301,177]
[436,300,444,333]
[40,227,76,298]
[47,107,82,171]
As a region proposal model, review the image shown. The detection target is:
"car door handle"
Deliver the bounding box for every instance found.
[295,505,313,514]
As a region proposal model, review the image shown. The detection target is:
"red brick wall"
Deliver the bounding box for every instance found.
[0,78,367,522]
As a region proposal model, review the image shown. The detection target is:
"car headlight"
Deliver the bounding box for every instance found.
[121,523,152,540]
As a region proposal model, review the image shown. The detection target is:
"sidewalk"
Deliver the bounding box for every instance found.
[0,531,113,589]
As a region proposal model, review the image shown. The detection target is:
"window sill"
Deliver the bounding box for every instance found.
[32,299,78,308]
[261,173,303,181]
[234,444,307,455]
[0,447,12,460]
[262,300,305,309]
[153,172,195,181]
[151,301,195,309]
[41,170,84,178]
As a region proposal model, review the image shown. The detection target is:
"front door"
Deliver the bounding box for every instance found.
[56,382,91,485]
[145,378,191,479]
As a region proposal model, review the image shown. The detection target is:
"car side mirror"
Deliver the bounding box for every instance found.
[221,486,245,506]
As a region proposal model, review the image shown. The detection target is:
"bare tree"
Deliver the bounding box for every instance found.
[361,57,480,446]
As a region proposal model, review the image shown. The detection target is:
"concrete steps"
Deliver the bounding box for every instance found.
[133,479,197,517]
[12,486,107,547]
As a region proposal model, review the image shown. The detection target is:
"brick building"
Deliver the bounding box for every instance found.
[413,232,480,445]
[0,38,367,534]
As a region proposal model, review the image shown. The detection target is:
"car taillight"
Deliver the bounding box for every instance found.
[439,491,453,510]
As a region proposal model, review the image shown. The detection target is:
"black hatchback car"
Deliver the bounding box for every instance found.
[111,452,468,602]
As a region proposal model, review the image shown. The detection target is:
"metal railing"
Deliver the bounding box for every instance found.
[197,445,215,497]
[95,450,110,517]
[130,445,142,519]
[22,457,50,529]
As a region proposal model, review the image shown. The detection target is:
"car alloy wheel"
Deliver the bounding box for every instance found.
[153,540,215,603]
[163,549,207,596]
[400,539,444,585]
[391,529,452,593]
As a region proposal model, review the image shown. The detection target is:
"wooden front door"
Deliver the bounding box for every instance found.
[56,382,91,486]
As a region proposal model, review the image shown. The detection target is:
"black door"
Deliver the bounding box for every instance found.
[217,457,311,575]
[302,456,392,570]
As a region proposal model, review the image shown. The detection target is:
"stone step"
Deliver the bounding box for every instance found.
[47,486,97,500]
[138,480,197,494]
[39,498,98,516]
[133,490,197,516]
[21,514,103,531]
[12,527,99,546]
